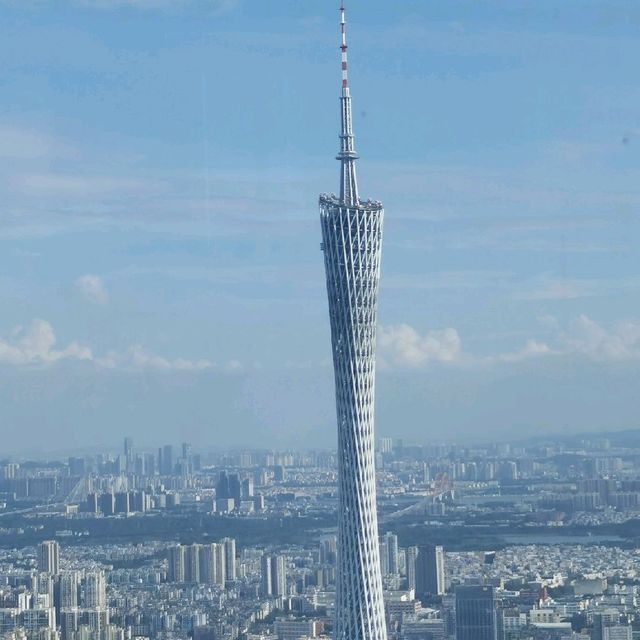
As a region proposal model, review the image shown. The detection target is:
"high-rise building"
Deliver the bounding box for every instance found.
[38,541,60,575]
[271,555,286,597]
[81,608,109,635]
[199,544,213,585]
[455,585,498,640]
[260,554,272,597]
[260,554,287,597]
[168,543,226,586]
[380,541,391,576]
[144,452,156,476]
[228,474,242,504]
[84,572,106,609]
[241,478,254,499]
[99,492,115,516]
[161,445,174,475]
[197,543,225,587]
[379,438,394,454]
[186,544,201,584]
[406,547,418,590]
[602,626,632,640]
[123,437,133,463]
[222,538,236,581]
[216,471,230,499]
[168,544,186,582]
[319,4,387,640]
[319,536,338,565]
[37,573,55,606]
[58,572,79,609]
[68,457,86,477]
[385,532,399,575]
[114,492,130,515]
[59,609,78,640]
[593,613,633,640]
[415,545,445,597]
[214,543,226,585]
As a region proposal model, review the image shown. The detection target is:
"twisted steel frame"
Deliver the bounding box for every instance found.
[319,4,387,640]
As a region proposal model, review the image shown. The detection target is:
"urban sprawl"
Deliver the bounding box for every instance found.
[0,436,639,640]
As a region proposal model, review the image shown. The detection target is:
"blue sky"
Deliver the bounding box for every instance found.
[1,0,639,454]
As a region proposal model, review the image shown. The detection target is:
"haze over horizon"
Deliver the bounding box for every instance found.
[1,0,639,452]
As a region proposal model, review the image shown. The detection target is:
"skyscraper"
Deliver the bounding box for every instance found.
[222,538,237,581]
[168,545,186,582]
[260,554,287,598]
[260,554,272,597]
[319,3,387,640]
[161,445,174,475]
[271,555,287,597]
[385,532,399,575]
[84,572,107,608]
[213,543,226,586]
[60,609,78,640]
[38,540,60,575]
[58,572,79,609]
[406,547,418,591]
[197,543,225,587]
[455,585,498,640]
[379,438,394,454]
[186,544,201,584]
[123,437,133,463]
[415,545,445,597]
[378,542,389,577]
[168,543,227,587]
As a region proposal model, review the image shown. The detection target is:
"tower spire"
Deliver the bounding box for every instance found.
[337,0,359,206]
[340,0,350,95]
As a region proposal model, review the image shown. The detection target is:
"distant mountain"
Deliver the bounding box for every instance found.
[518,427,640,449]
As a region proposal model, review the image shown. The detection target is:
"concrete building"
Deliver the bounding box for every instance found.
[455,585,498,640]
[38,541,60,575]
[415,546,445,598]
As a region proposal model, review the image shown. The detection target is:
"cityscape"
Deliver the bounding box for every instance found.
[2,1,640,640]
[0,434,640,640]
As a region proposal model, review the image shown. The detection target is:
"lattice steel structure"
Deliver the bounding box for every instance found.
[319,4,387,640]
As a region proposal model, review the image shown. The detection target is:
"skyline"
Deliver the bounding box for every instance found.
[0,427,638,640]
[1,0,640,451]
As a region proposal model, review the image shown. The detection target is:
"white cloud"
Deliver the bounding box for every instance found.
[0,319,92,365]
[75,274,109,305]
[378,323,556,370]
[96,346,213,372]
[0,319,241,373]
[378,324,463,368]
[516,279,592,301]
[562,315,640,361]
[497,339,554,363]
[3,315,637,375]
[379,315,640,371]
[495,315,640,363]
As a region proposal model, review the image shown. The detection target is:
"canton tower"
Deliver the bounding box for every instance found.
[319,3,387,640]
